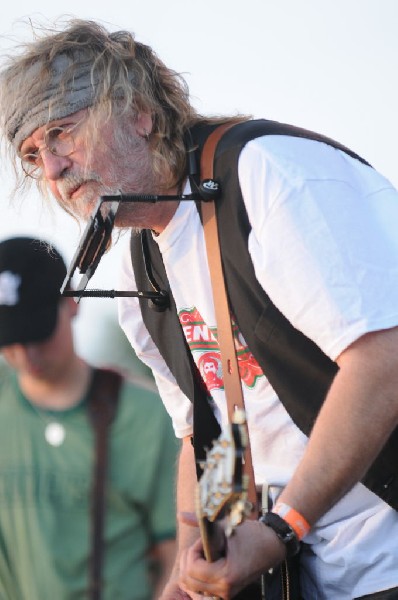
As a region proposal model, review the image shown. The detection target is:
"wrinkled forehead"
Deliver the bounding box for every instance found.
[6,53,97,151]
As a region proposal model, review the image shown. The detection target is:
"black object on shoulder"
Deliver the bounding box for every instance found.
[259,512,301,557]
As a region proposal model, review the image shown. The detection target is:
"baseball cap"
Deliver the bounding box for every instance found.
[0,237,67,348]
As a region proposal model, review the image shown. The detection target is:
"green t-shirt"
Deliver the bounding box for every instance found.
[0,366,179,600]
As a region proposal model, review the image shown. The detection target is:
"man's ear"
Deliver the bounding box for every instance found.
[136,112,153,137]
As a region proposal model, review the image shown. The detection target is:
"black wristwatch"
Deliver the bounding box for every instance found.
[259,512,301,557]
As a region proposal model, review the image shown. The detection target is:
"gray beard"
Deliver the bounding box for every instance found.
[55,124,159,225]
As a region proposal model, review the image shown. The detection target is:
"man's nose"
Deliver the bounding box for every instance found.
[40,148,72,180]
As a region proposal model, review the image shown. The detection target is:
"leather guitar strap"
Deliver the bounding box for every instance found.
[87,368,122,600]
[199,123,258,515]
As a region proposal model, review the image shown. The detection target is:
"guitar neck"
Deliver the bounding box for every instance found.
[196,410,253,563]
[198,512,226,562]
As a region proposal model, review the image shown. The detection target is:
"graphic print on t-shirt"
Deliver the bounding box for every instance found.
[179,307,263,392]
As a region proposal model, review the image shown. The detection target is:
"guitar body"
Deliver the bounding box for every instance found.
[219,555,301,600]
[233,581,263,600]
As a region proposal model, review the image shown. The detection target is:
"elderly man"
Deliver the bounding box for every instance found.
[1,19,398,600]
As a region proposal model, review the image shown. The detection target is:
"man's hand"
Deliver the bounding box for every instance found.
[179,518,286,599]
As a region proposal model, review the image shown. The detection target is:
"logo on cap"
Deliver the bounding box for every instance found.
[0,271,21,306]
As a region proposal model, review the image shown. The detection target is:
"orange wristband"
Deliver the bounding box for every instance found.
[272,502,311,540]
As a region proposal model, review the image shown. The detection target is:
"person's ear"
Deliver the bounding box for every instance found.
[136,112,153,138]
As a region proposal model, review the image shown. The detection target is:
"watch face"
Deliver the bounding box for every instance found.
[283,530,296,542]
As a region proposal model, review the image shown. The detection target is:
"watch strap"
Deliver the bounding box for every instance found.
[259,511,301,557]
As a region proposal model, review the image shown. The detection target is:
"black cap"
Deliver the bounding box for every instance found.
[0,237,67,348]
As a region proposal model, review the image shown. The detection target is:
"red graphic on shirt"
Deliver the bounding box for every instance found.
[179,307,263,391]
[198,352,223,390]
[180,307,219,349]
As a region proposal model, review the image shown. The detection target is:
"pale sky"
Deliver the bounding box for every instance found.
[0,0,396,366]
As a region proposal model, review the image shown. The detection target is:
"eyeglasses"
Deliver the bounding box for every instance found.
[20,119,83,179]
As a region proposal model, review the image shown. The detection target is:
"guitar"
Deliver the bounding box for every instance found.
[195,409,300,600]
[195,411,280,599]
[195,408,253,563]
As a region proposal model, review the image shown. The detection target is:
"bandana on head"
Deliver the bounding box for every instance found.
[6,53,97,150]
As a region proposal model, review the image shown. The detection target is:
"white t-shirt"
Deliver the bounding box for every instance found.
[118,134,398,598]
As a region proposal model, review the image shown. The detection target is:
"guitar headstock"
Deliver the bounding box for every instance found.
[196,409,253,561]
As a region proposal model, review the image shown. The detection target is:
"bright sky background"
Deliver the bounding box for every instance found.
[0,0,396,368]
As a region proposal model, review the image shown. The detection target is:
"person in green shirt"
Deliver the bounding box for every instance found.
[0,236,178,600]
